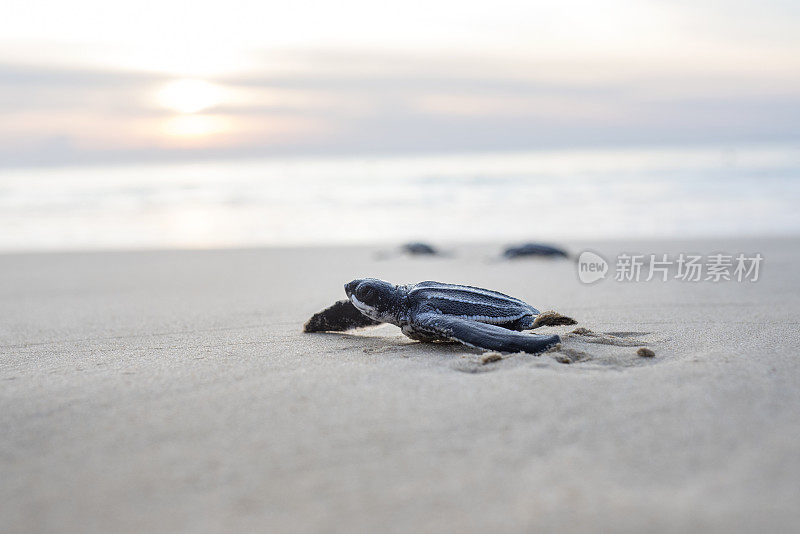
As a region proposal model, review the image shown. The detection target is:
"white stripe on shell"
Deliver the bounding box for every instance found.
[409,284,527,305]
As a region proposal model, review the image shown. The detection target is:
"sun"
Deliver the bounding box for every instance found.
[156,79,223,114]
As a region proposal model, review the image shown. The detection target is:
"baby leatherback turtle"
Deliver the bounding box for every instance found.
[305,278,575,353]
[401,242,439,255]
[503,243,569,259]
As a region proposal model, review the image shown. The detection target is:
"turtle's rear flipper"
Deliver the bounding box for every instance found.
[304,300,382,332]
[413,313,560,354]
[530,311,577,329]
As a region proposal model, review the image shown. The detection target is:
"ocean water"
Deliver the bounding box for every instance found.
[2,144,799,251]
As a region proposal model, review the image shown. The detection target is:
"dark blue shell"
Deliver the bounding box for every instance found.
[407,281,539,328]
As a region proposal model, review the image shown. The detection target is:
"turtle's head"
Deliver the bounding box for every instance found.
[344,278,402,324]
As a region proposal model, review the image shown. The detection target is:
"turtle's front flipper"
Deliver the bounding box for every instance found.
[413,313,560,354]
[304,300,382,332]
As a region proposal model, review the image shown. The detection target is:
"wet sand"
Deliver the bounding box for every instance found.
[2,238,799,533]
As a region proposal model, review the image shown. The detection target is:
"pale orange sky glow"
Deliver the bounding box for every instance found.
[1,0,799,166]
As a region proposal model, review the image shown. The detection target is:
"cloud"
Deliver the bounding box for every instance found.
[1,47,799,168]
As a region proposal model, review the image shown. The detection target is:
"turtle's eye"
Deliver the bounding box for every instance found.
[355,284,377,304]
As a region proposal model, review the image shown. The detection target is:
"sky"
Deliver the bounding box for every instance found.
[2,0,800,167]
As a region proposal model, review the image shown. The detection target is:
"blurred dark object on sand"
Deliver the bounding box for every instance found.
[503,243,569,259]
[402,242,439,256]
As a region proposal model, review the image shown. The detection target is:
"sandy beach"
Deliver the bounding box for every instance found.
[2,237,799,533]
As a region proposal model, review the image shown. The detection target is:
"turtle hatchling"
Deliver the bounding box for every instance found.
[304,278,576,353]
[503,243,569,259]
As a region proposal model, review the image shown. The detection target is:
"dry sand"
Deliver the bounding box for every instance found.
[2,238,799,533]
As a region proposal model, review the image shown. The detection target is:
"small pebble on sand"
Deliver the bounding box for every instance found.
[637,347,656,358]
